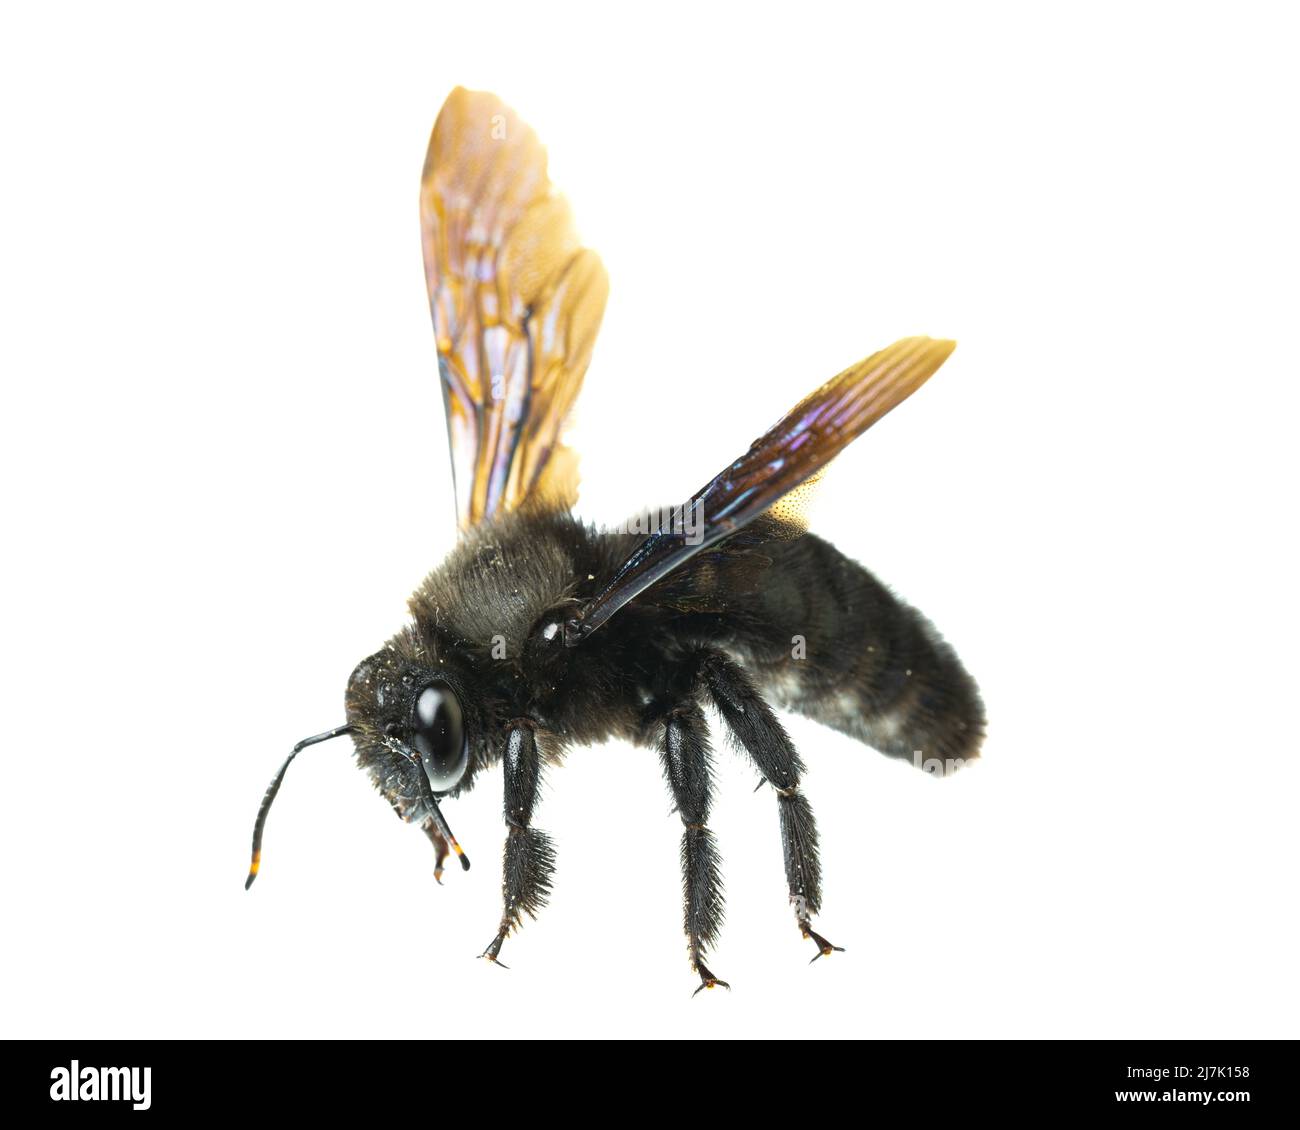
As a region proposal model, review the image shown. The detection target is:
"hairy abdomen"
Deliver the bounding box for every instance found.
[737,533,985,771]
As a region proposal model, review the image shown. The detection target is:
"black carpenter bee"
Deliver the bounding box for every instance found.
[245,87,985,993]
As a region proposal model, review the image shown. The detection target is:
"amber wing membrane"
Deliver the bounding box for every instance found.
[420,88,609,528]
[568,337,957,643]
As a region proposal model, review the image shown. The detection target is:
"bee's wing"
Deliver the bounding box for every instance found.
[420,88,608,529]
[568,337,957,642]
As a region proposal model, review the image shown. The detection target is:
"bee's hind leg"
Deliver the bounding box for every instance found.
[698,652,845,964]
[479,722,555,969]
[650,698,728,996]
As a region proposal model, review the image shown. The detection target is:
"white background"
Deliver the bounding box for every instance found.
[2,1,1297,1039]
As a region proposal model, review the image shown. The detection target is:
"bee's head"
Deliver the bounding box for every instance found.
[243,640,480,890]
[344,645,474,798]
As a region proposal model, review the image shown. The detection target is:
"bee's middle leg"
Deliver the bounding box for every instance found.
[479,722,555,967]
[654,699,728,995]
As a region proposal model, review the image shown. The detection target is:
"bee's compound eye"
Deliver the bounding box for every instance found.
[412,684,467,791]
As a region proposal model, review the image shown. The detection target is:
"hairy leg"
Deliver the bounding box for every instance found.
[699,652,844,961]
[480,723,556,967]
[653,699,728,994]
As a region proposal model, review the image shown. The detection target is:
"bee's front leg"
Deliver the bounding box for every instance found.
[479,722,555,968]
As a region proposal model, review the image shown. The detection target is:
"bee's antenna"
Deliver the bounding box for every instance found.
[244,724,355,890]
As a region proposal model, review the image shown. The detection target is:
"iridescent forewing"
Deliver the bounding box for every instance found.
[419,88,608,529]
[566,337,957,644]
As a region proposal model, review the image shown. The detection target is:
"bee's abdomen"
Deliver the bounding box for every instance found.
[749,534,986,772]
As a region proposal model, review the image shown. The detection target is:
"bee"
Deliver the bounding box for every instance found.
[245,87,985,994]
